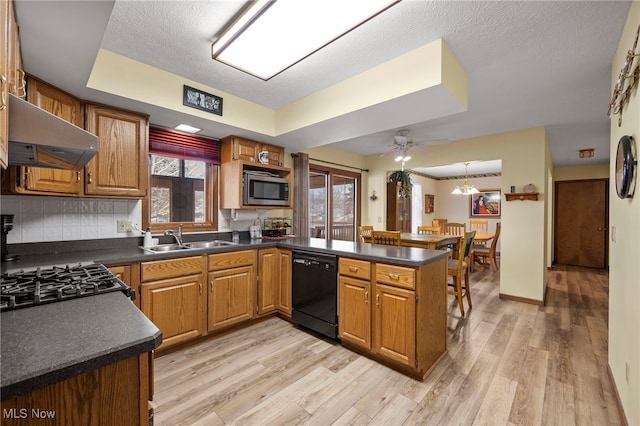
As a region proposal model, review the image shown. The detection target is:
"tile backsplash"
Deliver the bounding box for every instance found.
[1,195,142,244]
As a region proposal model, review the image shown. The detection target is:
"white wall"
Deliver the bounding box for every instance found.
[609,4,640,423]
[365,126,549,302]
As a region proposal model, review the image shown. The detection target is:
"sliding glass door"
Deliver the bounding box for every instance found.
[309,165,360,241]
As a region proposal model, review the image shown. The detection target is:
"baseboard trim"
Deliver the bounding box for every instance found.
[607,364,629,426]
[498,293,544,306]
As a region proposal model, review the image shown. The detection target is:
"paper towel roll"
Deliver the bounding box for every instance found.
[229,209,260,222]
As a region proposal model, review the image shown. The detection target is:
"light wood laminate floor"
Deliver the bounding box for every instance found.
[154,265,620,425]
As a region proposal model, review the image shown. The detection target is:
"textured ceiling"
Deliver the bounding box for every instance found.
[14,0,631,176]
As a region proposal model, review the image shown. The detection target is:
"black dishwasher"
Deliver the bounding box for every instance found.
[291,250,338,340]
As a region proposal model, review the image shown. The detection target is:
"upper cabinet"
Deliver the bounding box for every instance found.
[221,135,285,167]
[7,0,24,99]
[0,0,13,170]
[84,103,149,197]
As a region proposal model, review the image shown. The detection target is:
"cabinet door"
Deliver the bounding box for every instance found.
[278,249,292,315]
[260,143,284,167]
[373,283,415,367]
[233,137,260,162]
[141,274,205,350]
[0,0,9,170]
[208,265,255,332]
[258,248,278,315]
[7,0,24,98]
[84,104,148,197]
[339,276,371,350]
[18,78,84,194]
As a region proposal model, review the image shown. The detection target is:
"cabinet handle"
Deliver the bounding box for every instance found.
[365,291,369,304]
[87,172,93,184]
[376,294,380,307]
[199,283,202,295]
[349,266,358,272]
[16,69,26,98]
[388,272,400,280]
[76,171,81,182]
[0,75,6,111]
[209,281,213,293]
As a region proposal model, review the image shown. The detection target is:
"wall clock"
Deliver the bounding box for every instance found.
[615,135,637,199]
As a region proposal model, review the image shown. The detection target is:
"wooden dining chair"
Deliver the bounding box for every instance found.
[358,225,374,243]
[371,230,401,246]
[417,225,441,234]
[445,222,466,236]
[432,218,448,234]
[473,222,501,271]
[446,230,476,316]
[469,219,489,248]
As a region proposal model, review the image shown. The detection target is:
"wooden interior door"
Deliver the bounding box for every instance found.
[555,179,608,268]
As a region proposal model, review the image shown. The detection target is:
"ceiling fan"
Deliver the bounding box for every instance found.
[386,130,449,165]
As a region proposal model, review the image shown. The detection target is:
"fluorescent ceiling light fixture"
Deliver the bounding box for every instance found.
[211,0,400,80]
[174,124,201,133]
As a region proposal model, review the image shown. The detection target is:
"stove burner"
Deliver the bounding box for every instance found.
[1,264,134,312]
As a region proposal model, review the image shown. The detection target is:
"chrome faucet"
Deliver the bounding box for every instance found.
[164,224,183,246]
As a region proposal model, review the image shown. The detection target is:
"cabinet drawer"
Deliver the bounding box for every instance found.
[375,263,415,290]
[209,250,256,271]
[141,256,203,281]
[339,258,371,280]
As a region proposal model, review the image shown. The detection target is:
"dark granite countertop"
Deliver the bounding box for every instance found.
[2,237,446,273]
[1,292,162,401]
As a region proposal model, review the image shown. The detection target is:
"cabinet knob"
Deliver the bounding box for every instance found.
[349,266,358,272]
[388,272,400,280]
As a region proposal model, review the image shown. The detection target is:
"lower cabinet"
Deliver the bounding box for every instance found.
[258,247,292,316]
[1,353,153,426]
[140,256,206,350]
[277,249,292,316]
[339,256,446,378]
[257,248,279,315]
[208,250,256,332]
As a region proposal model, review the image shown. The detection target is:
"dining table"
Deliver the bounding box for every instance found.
[399,231,495,249]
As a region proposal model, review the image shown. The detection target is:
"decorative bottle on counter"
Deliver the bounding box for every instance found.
[143,228,153,248]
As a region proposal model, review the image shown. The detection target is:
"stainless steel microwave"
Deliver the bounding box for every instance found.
[243,171,290,206]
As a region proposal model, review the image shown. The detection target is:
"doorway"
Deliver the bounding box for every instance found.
[309,165,361,241]
[554,179,609,268]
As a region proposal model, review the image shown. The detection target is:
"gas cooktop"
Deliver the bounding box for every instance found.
[0,263,134,312]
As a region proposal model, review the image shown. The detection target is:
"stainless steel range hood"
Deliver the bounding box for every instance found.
[8,94,98,170]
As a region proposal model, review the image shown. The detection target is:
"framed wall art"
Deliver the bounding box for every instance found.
[183,85,223,116]
[425,194,434,213]
[470,189,501,218]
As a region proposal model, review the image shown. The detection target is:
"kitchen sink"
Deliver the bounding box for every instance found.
[143,243,192,252]
[185,240,238,248]
[142,240,238,252]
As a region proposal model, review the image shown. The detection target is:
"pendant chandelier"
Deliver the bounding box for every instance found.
[451,162,479,195]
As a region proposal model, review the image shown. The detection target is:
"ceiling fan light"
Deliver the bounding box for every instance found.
[403,155,411,162]
[395,155,403,162]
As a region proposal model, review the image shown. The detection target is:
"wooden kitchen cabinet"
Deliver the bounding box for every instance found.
[278,249,292,316]
[373,282,416,368]
[6,77,85,194]
[2,353,153,426]
[221,135,285,166]
[338,256,447,379]
[140,256,206,350]
[0,0,10,170]
[339,258,372,350]
[258,248,279,315]
[84,103,149,197]
[7,0,24,99]
[207,250,256,332]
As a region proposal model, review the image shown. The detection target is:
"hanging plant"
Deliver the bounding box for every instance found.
[388,169,413,197]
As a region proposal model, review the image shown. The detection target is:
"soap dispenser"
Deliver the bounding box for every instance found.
[143,227,153,248]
